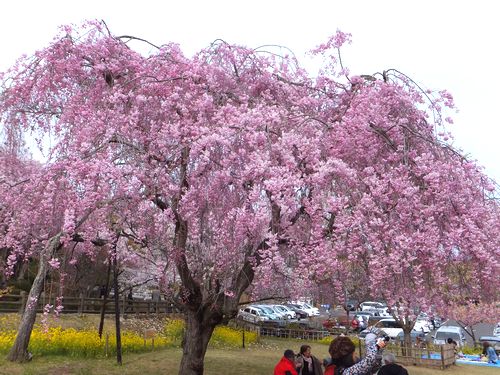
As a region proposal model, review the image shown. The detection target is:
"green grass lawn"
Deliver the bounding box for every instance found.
[0,338,497,375]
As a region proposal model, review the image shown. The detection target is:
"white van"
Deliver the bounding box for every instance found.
[433,326,466,347]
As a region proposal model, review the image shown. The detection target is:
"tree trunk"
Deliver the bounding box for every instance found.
[112,250,122,365]
[457,321,476,347]
[7,234,61,362]
[178,310,218,375]
[402,327,412,357]
[98,257,111,339]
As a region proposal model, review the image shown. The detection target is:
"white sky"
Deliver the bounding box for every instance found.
[1,0,498,182]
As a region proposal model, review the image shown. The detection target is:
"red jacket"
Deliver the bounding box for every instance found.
[274,356,299,375]
[324,364,337,375]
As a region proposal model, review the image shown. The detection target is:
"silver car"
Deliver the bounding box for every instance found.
[237,306,270,323]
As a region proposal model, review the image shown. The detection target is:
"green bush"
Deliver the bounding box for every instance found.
[461,345,482,355]
[163,319,185,343]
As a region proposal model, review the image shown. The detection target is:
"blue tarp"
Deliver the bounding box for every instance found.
[425,353,500,368]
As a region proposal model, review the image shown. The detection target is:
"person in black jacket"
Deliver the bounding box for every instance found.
[377,353,408,375]
[296,345,323,375]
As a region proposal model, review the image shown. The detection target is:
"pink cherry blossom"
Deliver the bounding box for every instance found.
[1,21,498,372]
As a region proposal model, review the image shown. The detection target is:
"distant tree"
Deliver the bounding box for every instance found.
[446,302,500,345]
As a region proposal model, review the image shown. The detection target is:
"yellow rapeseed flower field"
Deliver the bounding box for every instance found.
[0,318,257,358]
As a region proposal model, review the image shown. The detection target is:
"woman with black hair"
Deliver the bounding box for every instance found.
[324,335,386,375]
[296,345,323,375]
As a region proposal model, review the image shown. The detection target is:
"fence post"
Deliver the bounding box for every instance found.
[19,291,27,314]
[440,345,445,370]
[242,329,245,349]
[78,293,84,315]
[105,332,109,357]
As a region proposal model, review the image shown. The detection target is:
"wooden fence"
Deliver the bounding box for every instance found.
[231,319,331,341]
[360,343,456,370]
[0,292,180,316]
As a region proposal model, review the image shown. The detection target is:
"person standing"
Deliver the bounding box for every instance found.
[446,338,458,356]
[324,334,386,375]
[274,349,299,375]
[377,353,409,375]
[350,317,360,332]
[296,345,323,375]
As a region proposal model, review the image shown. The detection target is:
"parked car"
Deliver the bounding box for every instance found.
[356,310,387,320]
[353,313,371,330]
[431,316,443,329]
[493,322,500,337]
[479,336,500,354]
[370,318,403,340]
[264,305,289,319]
[413,318,432,334]
[323,317,347,331]
[237,306,270,323]
[432,326,466,347]
[254,305,281,320]
[285,304,309,319]
[294,302,320,316]
[345,300,358,311]
[360,301,387,311]
[359,301,390,316]
[272,305,296,319]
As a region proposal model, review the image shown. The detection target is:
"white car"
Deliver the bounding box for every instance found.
[295,302,320,316]
[494,322,500,337]
[413,318,432,334]
[273,305,296,319]
[433,326,466,347]
[254,305,281,320]
[360,301,390,316]
[237,306,270,323]
[259,305,286,320]
[372,319,403,340]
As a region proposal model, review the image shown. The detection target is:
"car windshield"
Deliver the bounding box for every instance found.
[380,321,401,328]
[436,332,460,341]
[258,307,273,314]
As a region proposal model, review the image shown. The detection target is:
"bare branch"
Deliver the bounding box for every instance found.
[116,35,161,50]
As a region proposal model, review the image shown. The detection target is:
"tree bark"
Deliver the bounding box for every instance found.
[402,327,413,357]
[98,257,111,339]
[7,234,61,362]
[178,310,219,375]
[112,249,122,365]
